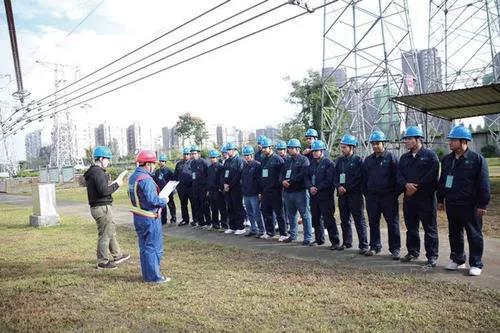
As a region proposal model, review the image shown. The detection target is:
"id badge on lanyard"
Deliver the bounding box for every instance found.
[192,172,196,180]
[225,170,230,178]
[445,159,456,189]
[312,175,316,186]
[285,169,292,179]
[339,173,346,184]
[262,169,269,178]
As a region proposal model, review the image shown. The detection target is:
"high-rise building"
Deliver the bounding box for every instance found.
[216,125,224,146]
[25,129,42,168]
[162,127,172,150]
[75,123,96,159]
[402,48,443,94]
[127,122,141,155]
[256,127,280,142]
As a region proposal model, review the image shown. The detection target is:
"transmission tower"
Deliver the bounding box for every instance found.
[428,0,500,145]
[0,75,17,176]
[320,0,420,156]
[36,61,80,168]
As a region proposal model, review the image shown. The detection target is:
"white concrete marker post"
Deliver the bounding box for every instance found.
[29,183,60,227]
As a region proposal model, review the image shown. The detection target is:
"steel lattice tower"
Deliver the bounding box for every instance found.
[320,0,420,156]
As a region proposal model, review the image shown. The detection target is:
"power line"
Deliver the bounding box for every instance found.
[13,1,289,124]
[10,0,271,123]
[8,0,231,117]
[2,0,339,138]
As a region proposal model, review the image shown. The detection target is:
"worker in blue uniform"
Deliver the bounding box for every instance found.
[255,135,267,163]
[362,130,401,259]
[208,149,227,230]
[307,140,339,249]
[189,144,210,227]
[174,147,192,226]
[397,126,439,267]
[438,125,490,276]
[259,137,288,240]
[128,150,169,283]
[302,128,319,161]
[241,146,265,237]
[153,153,177,225]
[334,134,368,253]
[223,142,246,235]
[282,138,313,245]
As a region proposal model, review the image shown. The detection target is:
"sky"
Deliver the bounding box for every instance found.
[0,0,462,161]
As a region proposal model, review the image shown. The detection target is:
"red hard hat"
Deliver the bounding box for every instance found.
[136,150,157,164]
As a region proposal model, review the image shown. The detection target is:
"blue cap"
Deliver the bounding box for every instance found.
[261,137,272,148]
[287,138,301,148]
[93,146,112,159]
[448,125,472,141]
[305,128,318,138]
[190,144,200,152]
[369,130,387,143]
[311,140,326,151]
[242,146,255,155]
[209,150,221,158]
[340,134,358,147]
[158,153,167,161]
[275,140,287,150]
[403,126,424,139]
[226,142,237,150]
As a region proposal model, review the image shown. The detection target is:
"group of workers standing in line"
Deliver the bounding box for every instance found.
[85,124,490,283]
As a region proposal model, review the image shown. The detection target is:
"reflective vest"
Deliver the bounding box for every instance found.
[129,173,161,218]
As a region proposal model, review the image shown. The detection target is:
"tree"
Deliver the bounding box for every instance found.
[84,146,94,165]
[280,70,344,144]
[175,113,209,146]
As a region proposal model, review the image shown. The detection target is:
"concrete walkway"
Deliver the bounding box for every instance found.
[2,193,499,289]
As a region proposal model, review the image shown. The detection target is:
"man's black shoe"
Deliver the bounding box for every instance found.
[330,244,341,251]
[400,253,419,262]
[178,221,189,226]
[97,261,118,270]
[426,258,437,267]
[302,240,312,246]
[283,237,293,243]
[391,250,401,260]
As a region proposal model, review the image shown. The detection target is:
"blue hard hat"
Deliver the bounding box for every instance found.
[403,126,424,139]
[158,153,167,161]
[260,137,272,148]
[369,130,388,143]
[311,140,326,151]
[182,147,191,155]
[93,146,112,159]
[242,146,255,155]
[257,135,267,145]
[226,142,237,150]
[209,149,221,158]
[275,140,287,150]
[221,144,228,153]
[340,134,358,147]
[305,128,318,138]
[190,144,200,152]
[448,125,472,141]
[287,138,301,148]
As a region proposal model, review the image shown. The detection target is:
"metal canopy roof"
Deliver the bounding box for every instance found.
[392,84,500,120]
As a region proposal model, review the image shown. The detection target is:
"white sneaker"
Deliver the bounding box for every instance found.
[259,234,270,239]
[469,267,482,276]
[234,229,246,235]
[445,261,466,270]
[224,229,235,234]
[278,235,288,242]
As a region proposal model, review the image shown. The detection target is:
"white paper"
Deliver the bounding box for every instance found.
[159,180,179,199]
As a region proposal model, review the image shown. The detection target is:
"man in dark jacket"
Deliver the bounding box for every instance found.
[223,142,246,234]
[438,125,490,276]
[334,134,368,253]
[362,131,401,259]
[208,149,227,229]
[174,147,192,226]
[282,138,312,245]
[153,153,177,225]
[189,144,210,227]
[307,140,339,249]
[84,146,130,270]
[397,126,439,267]
[241,146,265,237]
[259,138,288,240]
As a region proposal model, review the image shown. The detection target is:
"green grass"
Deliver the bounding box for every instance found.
[0,204,499,332]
